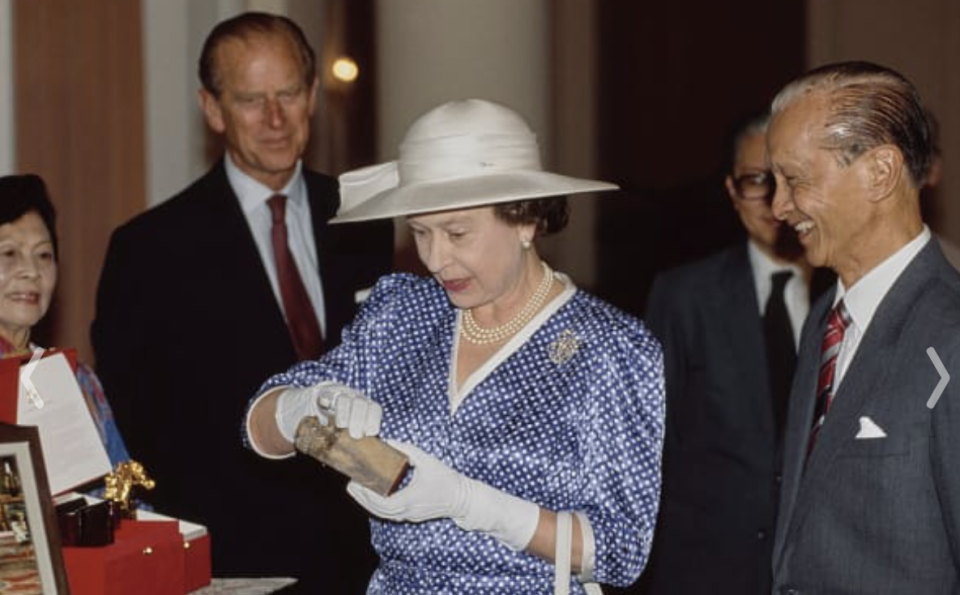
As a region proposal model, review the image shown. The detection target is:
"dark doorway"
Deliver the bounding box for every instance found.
[595,1,806,320]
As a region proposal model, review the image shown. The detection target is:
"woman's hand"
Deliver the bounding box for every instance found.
[275,382,381,442]
[347,441,539,551]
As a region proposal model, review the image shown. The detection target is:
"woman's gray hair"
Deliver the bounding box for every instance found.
[771,61,932,188]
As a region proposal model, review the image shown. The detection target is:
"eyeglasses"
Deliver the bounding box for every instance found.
[732,171,775,202]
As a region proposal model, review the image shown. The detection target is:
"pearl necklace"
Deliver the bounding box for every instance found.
[460,262,554,345]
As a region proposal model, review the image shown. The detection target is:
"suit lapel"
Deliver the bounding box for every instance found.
[195,162,295,353]
[775,240,944,564]
[201,163,279,294]
[720,245,775,436]
[773,292,829,573]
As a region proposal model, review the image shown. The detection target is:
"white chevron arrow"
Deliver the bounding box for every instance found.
[927,347,950,409]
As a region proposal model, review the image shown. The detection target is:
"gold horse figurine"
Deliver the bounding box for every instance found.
[104,460,155,518]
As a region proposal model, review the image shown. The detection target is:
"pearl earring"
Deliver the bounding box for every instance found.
[521,238,532,250]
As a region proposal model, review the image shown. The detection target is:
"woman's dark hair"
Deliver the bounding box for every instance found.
[494,196,569,237]
[0,174,59,257]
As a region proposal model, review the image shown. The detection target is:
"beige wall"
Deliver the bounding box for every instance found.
[142,0,203,206]
[0,0,13,174]
[375,0,551,271]
[375,0,550,162]
[808,0,960,244]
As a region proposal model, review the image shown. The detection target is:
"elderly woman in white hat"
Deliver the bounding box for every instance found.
[244,99,664,594]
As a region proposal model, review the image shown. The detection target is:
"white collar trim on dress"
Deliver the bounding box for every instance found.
[449,271,577,414]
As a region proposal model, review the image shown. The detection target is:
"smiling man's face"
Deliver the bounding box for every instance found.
[768,92,873,278]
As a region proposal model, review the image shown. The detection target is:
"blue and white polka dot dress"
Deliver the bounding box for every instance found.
[258,273,665,594]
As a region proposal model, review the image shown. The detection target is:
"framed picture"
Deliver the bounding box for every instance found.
[0,423,70,594]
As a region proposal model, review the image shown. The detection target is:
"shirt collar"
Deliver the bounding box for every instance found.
[747,240,806,299]
[834,225,932,333]
[225,153,306,214]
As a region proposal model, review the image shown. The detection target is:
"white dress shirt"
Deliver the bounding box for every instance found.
[831,225,932,390]
[225,154,327,336]
[748,241,810,350]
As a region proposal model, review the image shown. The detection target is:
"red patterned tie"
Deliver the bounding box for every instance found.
[807,300,851,456]
[268,195,324,361]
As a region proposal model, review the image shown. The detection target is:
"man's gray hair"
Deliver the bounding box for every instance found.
[771,61,932,188]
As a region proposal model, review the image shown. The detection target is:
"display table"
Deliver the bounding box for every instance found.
[189,578,297,594]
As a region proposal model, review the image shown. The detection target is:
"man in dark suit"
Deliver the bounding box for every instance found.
[640,112,821,595]
[768,61,960,594]
[91,13,392,594]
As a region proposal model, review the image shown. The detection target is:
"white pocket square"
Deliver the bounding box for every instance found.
[855,416,887,439]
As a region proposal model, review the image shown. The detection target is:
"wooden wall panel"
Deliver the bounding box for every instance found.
[14,0,145,362]
[548,1,601,288]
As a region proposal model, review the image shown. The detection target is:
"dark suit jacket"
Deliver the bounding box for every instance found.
[773,240,960,594]
[638,244,784,595]
[91,161,393,594]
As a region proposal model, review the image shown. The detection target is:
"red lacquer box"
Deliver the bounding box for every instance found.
[63,519,184,595]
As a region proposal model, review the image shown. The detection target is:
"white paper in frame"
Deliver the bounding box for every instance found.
[17,353,111,494]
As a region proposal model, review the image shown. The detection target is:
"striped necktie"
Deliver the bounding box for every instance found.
[807,299,851,456]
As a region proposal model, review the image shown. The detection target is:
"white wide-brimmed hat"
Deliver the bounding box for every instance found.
[332,99,618,223]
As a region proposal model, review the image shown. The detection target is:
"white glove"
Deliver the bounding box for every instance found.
[275,382,381,442]
[346,441,540,551]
